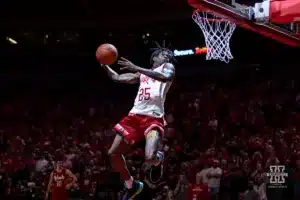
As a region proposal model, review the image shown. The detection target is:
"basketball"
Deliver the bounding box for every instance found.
[96,43,118,65]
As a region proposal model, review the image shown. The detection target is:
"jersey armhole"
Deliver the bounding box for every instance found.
[162,63,167,69]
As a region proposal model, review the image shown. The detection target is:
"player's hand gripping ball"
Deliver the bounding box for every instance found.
[96,43,118,65]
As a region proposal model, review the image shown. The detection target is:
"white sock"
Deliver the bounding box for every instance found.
[154,151,163,166]
[125,176,133,189]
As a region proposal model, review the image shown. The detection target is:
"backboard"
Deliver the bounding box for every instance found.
[188,0,300,46]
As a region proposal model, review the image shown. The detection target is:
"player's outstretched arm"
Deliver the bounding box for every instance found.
[136,63,175,82]
[117,57,175,82]
[101,64,139,84]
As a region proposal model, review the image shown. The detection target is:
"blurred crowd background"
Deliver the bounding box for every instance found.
[0,61,300,200]
[1,0,300,199]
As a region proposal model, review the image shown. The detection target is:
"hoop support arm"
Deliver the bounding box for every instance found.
[254,0,300,24]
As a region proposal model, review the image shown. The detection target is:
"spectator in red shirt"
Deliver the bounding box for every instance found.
[187,176,209,200]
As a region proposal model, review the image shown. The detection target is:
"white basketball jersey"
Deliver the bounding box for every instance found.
[129,64,173,118]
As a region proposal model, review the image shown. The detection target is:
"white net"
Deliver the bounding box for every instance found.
[192,11,236,63]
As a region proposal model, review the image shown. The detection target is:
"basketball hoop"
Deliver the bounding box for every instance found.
[192,10,236,63]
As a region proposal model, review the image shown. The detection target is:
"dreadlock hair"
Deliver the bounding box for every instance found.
[150,41,175,65]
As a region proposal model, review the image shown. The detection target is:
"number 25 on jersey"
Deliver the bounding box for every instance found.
[138,87,150,101]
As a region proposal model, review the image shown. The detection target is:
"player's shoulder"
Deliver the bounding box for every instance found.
[162,63,175,75]
[163,62,175,69]
[160,62,175,77]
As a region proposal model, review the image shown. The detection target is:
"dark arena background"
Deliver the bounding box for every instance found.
[0,0,300,200]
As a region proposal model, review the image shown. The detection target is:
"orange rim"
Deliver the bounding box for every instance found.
[192,9,231,22]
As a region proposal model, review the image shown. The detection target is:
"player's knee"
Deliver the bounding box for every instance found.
[146,130,160,140]
[145,147,157,160]
[108,146,120,156]
[108,152,119,162]
[145,152,155,161]
[108,148,121,156]
[107,146,116,156]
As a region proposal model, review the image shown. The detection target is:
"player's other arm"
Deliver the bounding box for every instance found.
[136,63,175,82]
[45,172,53,200]
[102,64,139,84]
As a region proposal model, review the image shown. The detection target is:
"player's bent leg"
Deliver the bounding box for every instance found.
[108,134,132,184]
[108,133,124,155]
[144,129,165,183]
[108,134,143,199]
[145,130,163,166]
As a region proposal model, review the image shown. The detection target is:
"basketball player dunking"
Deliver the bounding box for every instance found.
[45,159,77,200]
[102,48,175,199]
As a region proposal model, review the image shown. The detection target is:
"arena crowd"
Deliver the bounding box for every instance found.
[0,74,300,200]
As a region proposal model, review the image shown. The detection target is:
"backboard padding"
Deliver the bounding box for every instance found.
[188,0,300,46]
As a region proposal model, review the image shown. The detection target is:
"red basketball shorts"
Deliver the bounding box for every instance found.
[114,113,164,144]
